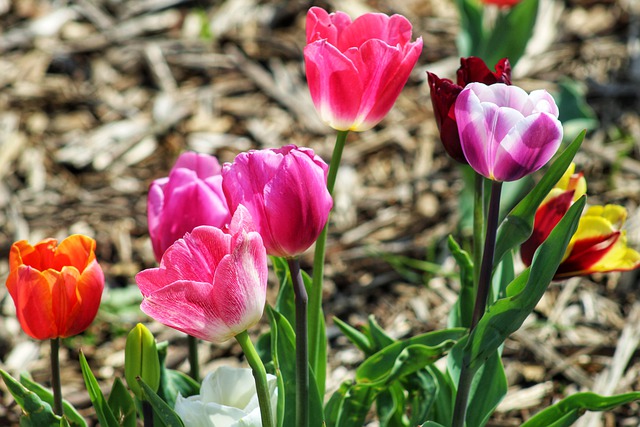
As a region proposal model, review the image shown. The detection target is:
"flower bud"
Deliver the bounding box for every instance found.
[124,323,161,400]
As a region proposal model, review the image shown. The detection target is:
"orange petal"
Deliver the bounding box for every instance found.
[54,234,96,273]
[64,260,104,337]
[6,266,56,340]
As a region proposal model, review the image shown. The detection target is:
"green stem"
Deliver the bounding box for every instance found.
[142,400,154,427]
[288,258,309,427]
[236,331,274,427]
[470,172,485,327]
[50,338,63,417]
[309,129,348,396]
[452,180,503,427]
[187,335,200,382]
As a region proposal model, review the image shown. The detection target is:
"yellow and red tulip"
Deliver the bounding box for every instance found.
[521,165,640,279]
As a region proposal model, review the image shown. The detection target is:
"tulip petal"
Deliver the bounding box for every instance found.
[140,280,233,342]
[304,40,363,131]
[54,234,95,273]
[305,7,351,45]
[173,151,223,178]
[66,260,104,337]
[493,112,563,181]
[6,266,57,340]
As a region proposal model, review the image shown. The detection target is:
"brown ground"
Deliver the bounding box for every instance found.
[1,0,640,425]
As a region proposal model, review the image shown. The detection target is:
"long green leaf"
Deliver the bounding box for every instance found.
[493,131,584,269]
[454,0,484,57]
[107,378,136,427]
[356,329,466,385]
[324,381,351,427]
[78,352,120,427]
[137,378,184,427]
[19,373,87,427]
[336,383,380,427]
[376,383,407,427]
[0,369,61,427]
[483,0,539,66]
[465,196,585,372]
[466,352,507,427]
[447,236,474,328]
[333,317,373,355]
[521,392,640,427]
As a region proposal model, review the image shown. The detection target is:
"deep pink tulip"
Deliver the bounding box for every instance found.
[222,145,332,258]
[148,152,231,262]
[304,6,423,131]
[427,57,511,163]
[135,206,268,343]
[455,83,563,181]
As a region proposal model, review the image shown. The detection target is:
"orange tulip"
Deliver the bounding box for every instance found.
[6,235,104,340]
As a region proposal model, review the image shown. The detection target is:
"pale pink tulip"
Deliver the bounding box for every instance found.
[148,152,231,262]
[304,7,423,131]
[135,207,267,343]
[455,83,563,181]
[222,145,332,258]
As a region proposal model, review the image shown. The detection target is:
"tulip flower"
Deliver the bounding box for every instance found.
[304,6,423,131]
[148,151,231,262]
[455,82,562,181]
[521,163,586,267]
[427,57,511,163]
[222,145,332,258]
[135,206,268,343]
[174,366,278,427]
[6,235,104,340]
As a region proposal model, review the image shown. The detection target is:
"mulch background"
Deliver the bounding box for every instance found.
[1,0,640,425]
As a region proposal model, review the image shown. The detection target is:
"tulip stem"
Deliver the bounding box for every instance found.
[142,401,154,427]
[452,180,503,427]
[236,331,274,427]
[187,335,199,382]
[50,338,63,417]
[309,129,348,397]
[288,258,309,427]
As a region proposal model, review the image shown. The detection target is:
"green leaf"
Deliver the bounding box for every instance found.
[158,369,199,411]
[78,352,120,427]
[18,373,87,427]
[107,378,136,427]
[494,131,584,267]
[335,383,380,427]
[454,0,484,57]
[137,378,185,427]
[356,329,466,386]
[267,306,324,427]
[521,392,640,427]
[364,315,396,352]
[424,366,456,426]
[333,317,373,356]
[324,381,351,427]
[556,78,599,140]
[404,371,438,426]
[376,383,408,427]
[490,249,515,305]
[0,369,62,427]
[466,352,507,427]
[465,196,585,372]
[447,236,474,328]
[421,422,447,427]
[483,0,539,67]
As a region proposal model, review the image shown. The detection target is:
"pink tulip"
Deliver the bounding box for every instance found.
[148,152,231,262]
[455,83,563,182]
[222,145,332,258]
[135,206,268,343]
[304,6,423,131]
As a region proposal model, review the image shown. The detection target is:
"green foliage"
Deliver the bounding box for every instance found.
[556,78,599,140]
[18,373,86,427]
[137,378,185,427]
[0,369,70,427]
[107,378,136,427]
[455,0,539,67]
[521,392,640,427]
[267,306,324,427]
[447,236,474,328]
[157,340,200,410]
[79,352,121,427]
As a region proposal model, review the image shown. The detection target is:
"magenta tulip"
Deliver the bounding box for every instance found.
[455,83,563,181]
[148,152,231,262]
[135,206,268,343]
[222,145,332,258]
[304,6,423,132]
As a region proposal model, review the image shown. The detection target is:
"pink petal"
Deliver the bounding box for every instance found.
[140,280,231,341]
[306,7,351,45]
[173,152,222,178]
[304,40,363,131]
[338,13,412,51]
[493,112,563,181]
